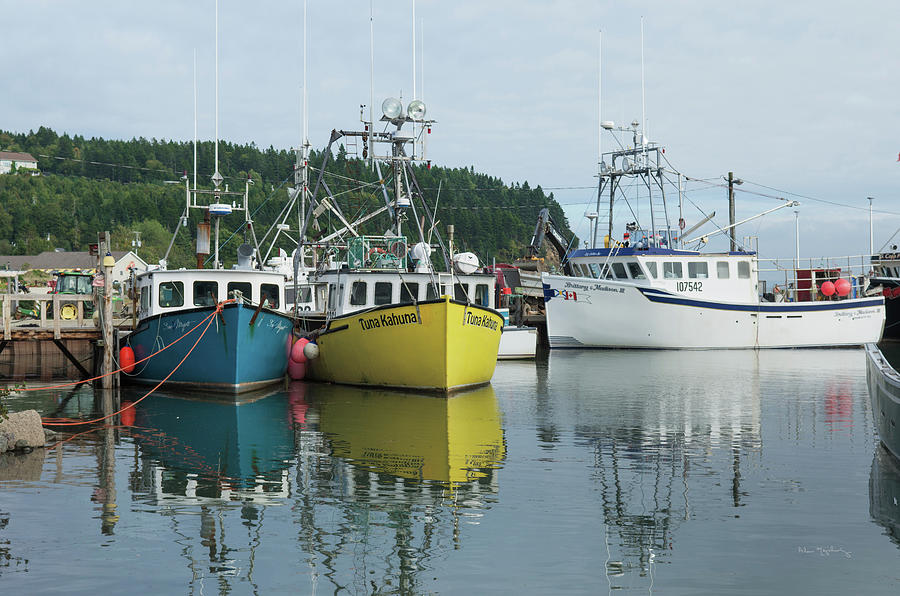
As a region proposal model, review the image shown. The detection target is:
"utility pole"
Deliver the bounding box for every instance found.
[868,197,874,257]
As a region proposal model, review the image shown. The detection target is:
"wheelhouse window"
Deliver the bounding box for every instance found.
[717,262,730,279]
[454,283,468,301]
[588,263,601,279]
[140,286,150,311]
[475,284,490,306]
[227,281,252,303]
[286,285,312,305]
[688,262,708,279]
[663,262,683,279]
[193,280,218,306]
[646,262,658,279]
[611,262,628,279]
[260,283,280,308]
[374,281,393,305]
[626,262,646,279]
[426,283,438,300]
[159,281,184,308]
[400,282,419,303]
[350,281,368,306]
[738,261,751,279]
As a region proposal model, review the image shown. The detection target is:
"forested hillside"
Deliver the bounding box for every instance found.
[0,127,575,268]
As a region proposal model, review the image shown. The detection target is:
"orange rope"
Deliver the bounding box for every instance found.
[19,299,235,392]
[42,301,223,427]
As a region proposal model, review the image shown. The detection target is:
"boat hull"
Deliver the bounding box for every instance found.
[866,343,900,460]
[498,326,538,359]
[306,297,503,392]
[543,274,885,349]
[126,302,293,393]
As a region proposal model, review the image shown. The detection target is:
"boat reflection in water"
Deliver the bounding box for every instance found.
[124,381,504,593]
[870,444,900,548]
[546,349,764,586]
[129,387,297,503]
[311,382,505,485]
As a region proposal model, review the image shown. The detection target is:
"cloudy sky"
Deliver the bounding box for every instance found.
[4,0,900,260]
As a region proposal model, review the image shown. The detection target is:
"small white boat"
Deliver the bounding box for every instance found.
[497,308,537,360]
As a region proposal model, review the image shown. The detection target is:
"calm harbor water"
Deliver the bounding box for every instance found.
[2,348,900,594]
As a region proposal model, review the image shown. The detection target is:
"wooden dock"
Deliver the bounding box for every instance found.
[1,292,132,381]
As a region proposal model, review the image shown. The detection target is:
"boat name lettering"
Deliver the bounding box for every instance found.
[676,281,703,292]
[564,281,591,291]
[465,311,499,331]
[162,318,193,333]
[359,311,419,330]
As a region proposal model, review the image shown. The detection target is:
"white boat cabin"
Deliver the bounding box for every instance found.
[567,247,759,302]
[133,269,291,320]
[313,270,496,318]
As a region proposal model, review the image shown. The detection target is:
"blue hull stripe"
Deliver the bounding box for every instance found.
[637,286,883,313]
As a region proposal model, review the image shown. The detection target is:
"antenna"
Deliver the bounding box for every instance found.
[193,48,197,193]
[640,16,646,145]
[598,29,602,176]
[411,0,417,158]
[212,0,221,189]
[369,0,375,163]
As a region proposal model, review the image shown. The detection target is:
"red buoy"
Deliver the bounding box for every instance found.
[820,281,835,297]
[119,346,135,373]
[834,278,851,297]
[291,338,310,363]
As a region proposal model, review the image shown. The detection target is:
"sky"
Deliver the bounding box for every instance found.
[4,0,900,263]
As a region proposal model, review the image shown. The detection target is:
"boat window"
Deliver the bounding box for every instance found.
[577,263,589,277]
[717,261,730,279]
[285,285,312,305]
[327,284,337,312]
[441,284,449,296]
[475,284,490,306]
[454,283,469,301]
[645,262,658,279]
[193,280,218,306]
[426,283,438,300]
[227,281,252,304]
[663,262,683,279]
[158,281,184,308]
[611,262,628,279]
[350,281,367,306]
[688,262,708,279]
[589,263,601,278]
[374,281,393,305]
[627,262,645,279]
[599,264,612,279]
[400,282,419,303]
[260,283,280,309]
[140,286,150,311]
[738,261,751,279]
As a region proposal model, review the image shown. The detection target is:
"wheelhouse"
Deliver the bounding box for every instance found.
[567,247,759,302]
[133,269,291,320]
[318,271,496,318]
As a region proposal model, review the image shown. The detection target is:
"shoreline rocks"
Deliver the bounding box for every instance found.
[0,410,50,454]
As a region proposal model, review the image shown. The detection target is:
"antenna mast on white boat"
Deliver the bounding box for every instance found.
[594,29,602,250]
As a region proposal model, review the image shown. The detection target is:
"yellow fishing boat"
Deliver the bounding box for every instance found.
[306,295,503,393]
[313,383,504,483]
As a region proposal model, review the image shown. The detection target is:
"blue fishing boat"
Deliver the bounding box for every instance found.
[125,268,293,393]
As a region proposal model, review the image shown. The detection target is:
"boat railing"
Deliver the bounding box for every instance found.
[756,254,875,302]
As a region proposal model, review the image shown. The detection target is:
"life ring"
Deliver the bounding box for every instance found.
[128,261,135,269]
[388,241,408,258]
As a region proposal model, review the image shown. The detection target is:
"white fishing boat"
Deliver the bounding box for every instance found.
[542,122,884,349]
[496,308,537,360]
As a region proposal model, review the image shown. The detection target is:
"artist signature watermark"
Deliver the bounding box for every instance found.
[797,545,851,558]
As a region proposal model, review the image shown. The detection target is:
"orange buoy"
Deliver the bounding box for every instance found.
[820,281,835,297]
[119,346,135,373]
[834,278,851,297]
[120,401,136,426]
